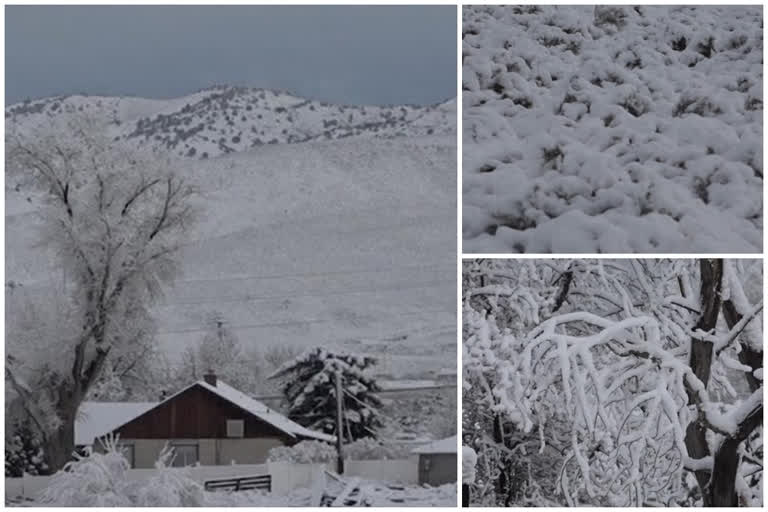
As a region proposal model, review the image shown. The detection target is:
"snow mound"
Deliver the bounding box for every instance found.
[463,5,762,253]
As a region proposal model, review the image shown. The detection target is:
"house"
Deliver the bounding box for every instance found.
[76,372,333,468]
[412,436,457,486]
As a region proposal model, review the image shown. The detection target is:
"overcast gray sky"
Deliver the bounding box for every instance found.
[6,5,456,106]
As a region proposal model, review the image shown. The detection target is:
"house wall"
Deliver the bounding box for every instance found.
[114,385,294,442]
[216,437,287,465]
[119,438,290,468]
[418,453,457,486]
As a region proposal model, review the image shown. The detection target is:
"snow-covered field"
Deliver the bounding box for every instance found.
[463,6,762,253]
[5,89,457,377]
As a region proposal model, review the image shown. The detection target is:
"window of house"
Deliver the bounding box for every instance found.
[118,443,135,468]
[170,442,199,467]
[226,419,244,438]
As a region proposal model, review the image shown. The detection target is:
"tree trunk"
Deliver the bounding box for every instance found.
[710,438,742,506]
[42,414,76,474]
[722,300,762,393]
[710,290,764,505]
[684,259,723,504]
[40,382,85,474]
[683,260,763,506]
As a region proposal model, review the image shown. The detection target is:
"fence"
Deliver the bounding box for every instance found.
[5,459,417,501]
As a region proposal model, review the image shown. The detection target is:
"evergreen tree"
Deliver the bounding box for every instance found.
[272,348,383,441]
[5,418,48,476]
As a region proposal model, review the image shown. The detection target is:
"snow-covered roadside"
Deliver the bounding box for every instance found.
[9,480,455,507]
[205,482,456,507]
[463,6,762,253]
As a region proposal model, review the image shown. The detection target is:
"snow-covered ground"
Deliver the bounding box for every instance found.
[5,89,457,378]
[6,445,456,507]
[10,482,455,507]
[463,6,762,253]
[206,481,456,507]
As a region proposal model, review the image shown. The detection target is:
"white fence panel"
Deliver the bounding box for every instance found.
[266,461,329,495]
[6,459,419,500]
[189,463,269,483]
[345,458,418,484]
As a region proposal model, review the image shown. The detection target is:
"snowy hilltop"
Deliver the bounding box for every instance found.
[5,87,457,379]
[463,5,763,253]
[6,85,456,159]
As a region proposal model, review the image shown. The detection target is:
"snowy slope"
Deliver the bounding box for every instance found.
[6,86,456,159]
[5,91,457,377]
[463,6,762,253]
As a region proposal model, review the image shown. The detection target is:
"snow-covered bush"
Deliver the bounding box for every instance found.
[36,438,135,506]
[266,438,412,464]
[133,446,205,507]
[345,438,412,460]
[267,440,337,464]
[593,6,628,30]
[36,438,205,506]
[5,420,48,476]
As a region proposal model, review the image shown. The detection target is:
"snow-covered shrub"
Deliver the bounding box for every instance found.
[345,438,412,460]
[36,438,134,506]
[36,438,205,506]
[620,92,650,117]
[673,94,723,118]
[593,6,628,29]
[266,438,412,463]
[267,440,336,464]
[541,146,564,170]
[697,36,716,58]
[5,420,48,476]
[134,446,205,506]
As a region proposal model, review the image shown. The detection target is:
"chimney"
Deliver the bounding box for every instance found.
[159,390,168,401]
[203,369,217,387]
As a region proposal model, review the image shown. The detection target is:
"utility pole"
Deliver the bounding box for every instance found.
[335,368,345,474]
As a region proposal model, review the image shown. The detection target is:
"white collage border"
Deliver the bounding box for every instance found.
[1,1,765,510]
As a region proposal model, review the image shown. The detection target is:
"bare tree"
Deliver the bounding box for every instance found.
[175,311,257,393]
[5,116,197,471]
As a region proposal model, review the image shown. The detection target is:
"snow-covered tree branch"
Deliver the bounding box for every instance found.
[463,259,762,507]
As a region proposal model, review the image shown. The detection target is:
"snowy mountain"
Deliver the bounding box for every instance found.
[6,85,456,159]
[463,5,763,253]
[5,88,457,378]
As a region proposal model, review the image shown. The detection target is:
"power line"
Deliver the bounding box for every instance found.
[155,307,455,335]
[157,277,455,307]
[169,262,455,286]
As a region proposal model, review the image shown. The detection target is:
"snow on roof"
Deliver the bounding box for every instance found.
[412,436,457,454]
[76,401,156,446]
[196,379,334,442]
[77,379,333,445]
